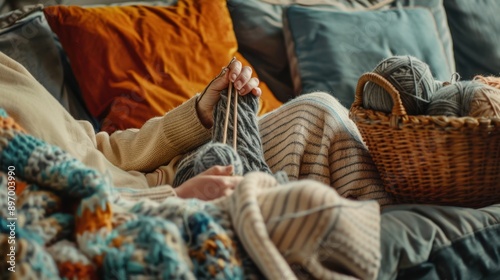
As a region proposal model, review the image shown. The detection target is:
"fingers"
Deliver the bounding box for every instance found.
[231,65,250,91]
[201,175,242,200]
[228,59,242,83]
[200,165,234,176]
[207,67,230,92]
[228,60,261,97]
[199,57,262,120]
[241,77,262,96]
[222,175,244,189]
[175,172,243,201]
[252,86,262,97]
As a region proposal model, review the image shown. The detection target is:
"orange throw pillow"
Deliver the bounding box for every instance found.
[43,0,282,133]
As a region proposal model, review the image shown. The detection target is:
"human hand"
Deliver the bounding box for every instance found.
[174,165,243,200]
[196,57,262,128]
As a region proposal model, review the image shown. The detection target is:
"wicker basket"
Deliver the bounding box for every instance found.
[349,72,500,208]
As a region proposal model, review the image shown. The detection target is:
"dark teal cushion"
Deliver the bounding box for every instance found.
[0,10,99,130]
[443,0,500,79]
[379,203,500,279]
[227,0,294,103]
[284,1,454,108]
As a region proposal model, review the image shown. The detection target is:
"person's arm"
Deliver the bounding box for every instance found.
[94,57,261,173]
[95,96,212,172]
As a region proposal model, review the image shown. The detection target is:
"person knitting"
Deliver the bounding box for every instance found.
[172,57,288,187]
[0,51,393,206]
[0,53,386,280]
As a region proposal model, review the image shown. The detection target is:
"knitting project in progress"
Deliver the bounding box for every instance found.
[173,89,287,187]
[0,107,382,279]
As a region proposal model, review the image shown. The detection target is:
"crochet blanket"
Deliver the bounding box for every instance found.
[0,109,382,279]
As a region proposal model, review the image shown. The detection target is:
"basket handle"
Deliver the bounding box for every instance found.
[352,72,408,117]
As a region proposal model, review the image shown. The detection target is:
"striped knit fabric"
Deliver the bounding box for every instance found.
[213,172,381,280]
[258,92,394,207]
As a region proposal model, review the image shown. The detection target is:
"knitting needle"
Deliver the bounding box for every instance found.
[233,85,238,150]
[222,57,237,146]
[222,80,233,145]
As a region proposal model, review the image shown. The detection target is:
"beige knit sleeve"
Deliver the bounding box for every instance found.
[94,96,212,172]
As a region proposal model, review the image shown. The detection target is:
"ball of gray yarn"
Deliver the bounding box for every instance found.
[362,55,435,115]
[427,81,482,117]
[193,142,244,176]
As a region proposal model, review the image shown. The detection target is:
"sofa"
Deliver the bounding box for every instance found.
[0,0,499,279]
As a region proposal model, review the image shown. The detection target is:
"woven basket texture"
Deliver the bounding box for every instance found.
[349,72,500,208]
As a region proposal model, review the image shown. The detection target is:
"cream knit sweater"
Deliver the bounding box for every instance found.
[0,51,210,199]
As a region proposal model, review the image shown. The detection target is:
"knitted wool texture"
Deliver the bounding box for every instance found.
[194,143,244,176]
[173,90,275,187]
[212,173,381,280]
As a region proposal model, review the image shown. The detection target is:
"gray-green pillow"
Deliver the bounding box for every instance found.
[227,0,394,103]
[283,3,453,108]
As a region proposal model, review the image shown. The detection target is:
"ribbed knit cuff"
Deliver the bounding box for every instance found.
[162,95,212,155]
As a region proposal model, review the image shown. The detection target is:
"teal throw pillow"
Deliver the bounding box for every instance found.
[227,0,394,103]
[284,4,454,108]
[443,0,500,79]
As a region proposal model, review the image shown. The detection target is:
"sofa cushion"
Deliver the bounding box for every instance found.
[379,203,500,279]
[227,0,393,103]
[0,8,99,130]
[43,0,281,134]
[443,0,500,79]
[283,1,454,108]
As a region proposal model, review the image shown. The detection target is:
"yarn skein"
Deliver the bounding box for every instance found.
[470,75,500,118]
[469,86,500,118]
[427,81,483,117]
[193,142,244,176]
[362,55,435,115]
[172,90,274,187]
[474,75,500,90]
